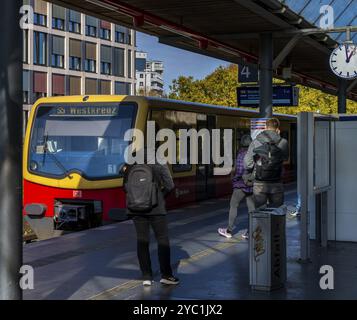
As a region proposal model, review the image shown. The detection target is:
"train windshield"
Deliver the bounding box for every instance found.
[28,103,137,179]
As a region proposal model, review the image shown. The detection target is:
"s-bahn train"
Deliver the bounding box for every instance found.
[23,95,297,239]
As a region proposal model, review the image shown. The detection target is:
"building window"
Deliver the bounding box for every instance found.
[139,74,143,78]
[34,13,47,26]
[52,17,64,30]
[52,74,65,96]
[85,59,96,73]
[51,54,64,68]
[115,31,125,43]
[69,57,81,71]
[69,10,81,34]
[23,30,28,63]
[113,47,124,77]
[23,91,30,104]
[100,28,111,40]
[128,50,132,78]
[101,62,111,75]
[69,76,81,95]
[52,36,64,69]
[86,25,97,37]
[140,82,144,86]
[69,21,81,33]
[127,33,131,45]
[115,81,130,95]
[33,32,47,66]
[34,92,47,101]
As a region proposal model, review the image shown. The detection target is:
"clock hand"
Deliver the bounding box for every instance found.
[345,44,350,62]
[347,45,356,62]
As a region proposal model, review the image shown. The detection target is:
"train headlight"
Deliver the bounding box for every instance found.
[30,161,38,171]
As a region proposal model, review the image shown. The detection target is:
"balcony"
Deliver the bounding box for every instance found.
[151,73,163,83]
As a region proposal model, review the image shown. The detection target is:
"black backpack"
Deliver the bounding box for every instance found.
[124,164,159,213]
[253,136,283,182]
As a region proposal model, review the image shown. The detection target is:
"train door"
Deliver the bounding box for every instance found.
[196,114,216,201]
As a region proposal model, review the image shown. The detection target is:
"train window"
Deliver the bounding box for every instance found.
[172,127,192,173]
[28,103,137,179]
[214,127,234,168]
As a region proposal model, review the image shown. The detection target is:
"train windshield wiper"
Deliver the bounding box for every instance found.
[43,133,72,179]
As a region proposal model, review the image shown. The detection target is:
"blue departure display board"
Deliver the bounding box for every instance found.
[237,85,299,107]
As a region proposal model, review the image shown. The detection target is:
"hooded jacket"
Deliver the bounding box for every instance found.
[244,130,289,182]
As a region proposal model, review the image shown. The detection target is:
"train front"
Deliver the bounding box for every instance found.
[23,96,139,239]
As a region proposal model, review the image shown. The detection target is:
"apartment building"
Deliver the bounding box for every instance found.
[23,0,136,127]
[135,51,164,96]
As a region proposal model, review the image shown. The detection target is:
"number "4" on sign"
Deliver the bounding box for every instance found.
[238,63,259,83]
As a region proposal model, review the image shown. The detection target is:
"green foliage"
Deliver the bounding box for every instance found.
[168,63,357,115]
[169,64,238,107]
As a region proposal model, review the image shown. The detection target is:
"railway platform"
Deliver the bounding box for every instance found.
[23,185,357,300]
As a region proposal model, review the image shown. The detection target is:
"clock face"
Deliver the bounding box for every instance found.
[329,44,357,79]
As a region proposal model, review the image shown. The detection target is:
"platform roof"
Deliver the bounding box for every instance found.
[51,0,357,100]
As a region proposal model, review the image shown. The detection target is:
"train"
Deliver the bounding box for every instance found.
[23,95,297,239]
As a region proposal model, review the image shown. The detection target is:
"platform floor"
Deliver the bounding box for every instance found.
[23,186,357,300]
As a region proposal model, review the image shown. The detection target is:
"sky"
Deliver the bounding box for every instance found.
[136,32,229,93]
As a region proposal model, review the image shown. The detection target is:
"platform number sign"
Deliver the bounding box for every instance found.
[238,63,258,83]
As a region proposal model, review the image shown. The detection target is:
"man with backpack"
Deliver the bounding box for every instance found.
[124,153,179,287]
[244,118,289,208]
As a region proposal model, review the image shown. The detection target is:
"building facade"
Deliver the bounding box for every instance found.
[23,0,136,128]
[135,51,164,96]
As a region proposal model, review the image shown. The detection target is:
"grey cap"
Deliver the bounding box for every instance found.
[240,134,252,147]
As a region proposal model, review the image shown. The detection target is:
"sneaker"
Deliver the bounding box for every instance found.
[218,228,232,238]
[143,280,153,286]
[160,276,180,285]
[241,231,249,240]
[289,209,301,217]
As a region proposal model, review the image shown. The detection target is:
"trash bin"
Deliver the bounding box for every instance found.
[249,206,287,291]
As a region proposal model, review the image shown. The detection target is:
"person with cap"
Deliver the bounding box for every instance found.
[218,134,255,239]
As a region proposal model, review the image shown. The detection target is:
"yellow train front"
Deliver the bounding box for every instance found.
[23,95,297,239]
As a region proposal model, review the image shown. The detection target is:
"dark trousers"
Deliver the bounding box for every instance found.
[132,215,173,280]
[253,182,284,208]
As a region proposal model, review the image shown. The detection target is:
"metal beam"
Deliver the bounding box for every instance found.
[259,33,273,118]
[273,34,302,70]
[234,0,334,54]
[347,79,357,93]
[338,79,347,113]
[303,36,331,55]
[160,31,298,41]
[158,37,254,67]
[233,0,291,28]
[0,0,23,300]
[298,112,312,262]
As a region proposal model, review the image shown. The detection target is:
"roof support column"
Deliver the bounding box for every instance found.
[337,78,347,114]
[0,0,23,300]
[259,33,273,118]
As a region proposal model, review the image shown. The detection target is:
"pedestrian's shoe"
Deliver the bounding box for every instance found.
[241,231,249,240]
[160,276,180,285]
[143,280,153,286]
[218,228,232,238]
[289,209,301,217]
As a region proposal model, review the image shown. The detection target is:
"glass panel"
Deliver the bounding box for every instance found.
[29,104,137,179]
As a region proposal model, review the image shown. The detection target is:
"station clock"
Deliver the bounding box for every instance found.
[329,43,357,80]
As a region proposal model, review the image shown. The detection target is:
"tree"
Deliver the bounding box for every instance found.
[136,87,163,97]
[168,64,357,115]
[169,64,238,106]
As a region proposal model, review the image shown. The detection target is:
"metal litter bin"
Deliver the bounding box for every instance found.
[249,206,287,291]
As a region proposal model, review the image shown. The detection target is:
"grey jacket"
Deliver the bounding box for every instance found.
[244,130,289,182]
